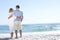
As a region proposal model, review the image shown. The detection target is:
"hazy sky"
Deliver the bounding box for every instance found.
[0,0,60,25]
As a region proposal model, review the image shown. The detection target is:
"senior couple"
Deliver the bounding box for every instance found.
[8,5,23,39]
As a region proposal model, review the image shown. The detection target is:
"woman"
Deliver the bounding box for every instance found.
[8,8,15,38]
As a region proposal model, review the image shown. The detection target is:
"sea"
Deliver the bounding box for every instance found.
[0,23,60,33]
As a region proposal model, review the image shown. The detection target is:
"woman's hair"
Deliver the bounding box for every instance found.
[9,8,13,13]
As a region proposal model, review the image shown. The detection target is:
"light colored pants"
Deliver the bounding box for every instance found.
[9,22,14,33]
[14,21,22,30]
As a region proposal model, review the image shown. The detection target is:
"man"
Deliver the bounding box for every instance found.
[14,5,23,38]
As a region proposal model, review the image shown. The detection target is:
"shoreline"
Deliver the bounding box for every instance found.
[0,30,60,40]
[1,30,60,34]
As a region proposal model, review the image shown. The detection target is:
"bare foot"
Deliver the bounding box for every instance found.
[15,37,18,39]
[20,36,22,38]
[10,37,13,39]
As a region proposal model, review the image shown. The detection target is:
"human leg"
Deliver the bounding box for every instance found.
[19,30,22,38]
[14,21,19,38]
[18,22,22,38]
[10,32,13,38]
[15,30,18,38]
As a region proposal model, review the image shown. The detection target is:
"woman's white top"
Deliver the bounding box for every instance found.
[8,12,15,23]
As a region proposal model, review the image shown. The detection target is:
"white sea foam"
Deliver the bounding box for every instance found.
[0,30,60,40]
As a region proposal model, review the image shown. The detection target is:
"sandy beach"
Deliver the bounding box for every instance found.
[0,30,60,40]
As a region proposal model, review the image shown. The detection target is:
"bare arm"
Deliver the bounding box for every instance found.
[17,16,21,18]
[22,16,24,20]
[8,15,12,19]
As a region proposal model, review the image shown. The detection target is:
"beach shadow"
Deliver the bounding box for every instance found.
[0,38,10,40]
[0,38,16,40]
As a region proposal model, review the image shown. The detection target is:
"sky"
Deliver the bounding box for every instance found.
[0,0,60,25]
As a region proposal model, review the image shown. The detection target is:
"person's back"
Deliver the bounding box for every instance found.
[14,10,23,22]
[8,12,15,23]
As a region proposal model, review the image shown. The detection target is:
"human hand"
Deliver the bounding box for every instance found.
[17,16,21,18]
